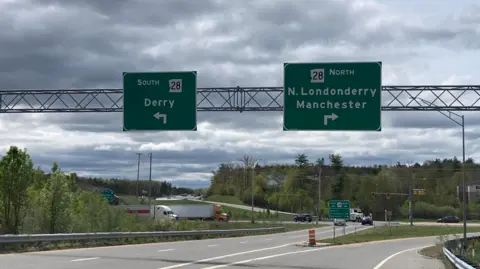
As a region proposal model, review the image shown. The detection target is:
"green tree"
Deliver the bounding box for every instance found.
[329,153,345,200]
[0,146,34,234]
[315,158,325,166]
[295,154,309,167]
[42,166,72,233]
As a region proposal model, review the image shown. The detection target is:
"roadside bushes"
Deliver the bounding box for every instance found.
[399,201,459,220]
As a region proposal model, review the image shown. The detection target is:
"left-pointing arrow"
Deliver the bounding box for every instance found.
[153,112,167,124]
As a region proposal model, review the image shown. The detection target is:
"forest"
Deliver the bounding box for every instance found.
[3,143,480,235]
[206,154,480,220]
[77,174,197,198]
[0,146,197,235]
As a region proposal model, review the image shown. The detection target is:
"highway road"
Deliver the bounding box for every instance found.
[199,200,296,215]
[1,223,454,269]
[2,225,371,269]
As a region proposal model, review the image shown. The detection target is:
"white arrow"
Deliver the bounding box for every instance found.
[323,113,338,125]
[153,112,167,124]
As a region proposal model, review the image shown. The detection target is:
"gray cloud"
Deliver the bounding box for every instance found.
[0,0,479,186]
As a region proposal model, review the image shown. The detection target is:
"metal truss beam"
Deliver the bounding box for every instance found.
[0,85,479,113]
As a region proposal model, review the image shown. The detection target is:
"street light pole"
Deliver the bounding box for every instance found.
[412,97,467,252]
[251,166,254,224]
[462,114,467,252]
[251,160,261,224]
[136,153,142,200]
[148,153,152,208]
[315,165,323,225]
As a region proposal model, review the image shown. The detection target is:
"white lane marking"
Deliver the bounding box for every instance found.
[70,257,100,262]
[200,247,326,269]
[207,244,218,247]
[239,241,247,244]
[158,249,175,252]
[372,245,432,269]
[4,225,336,256]
[157,243,292,269]
[265,238,272,241]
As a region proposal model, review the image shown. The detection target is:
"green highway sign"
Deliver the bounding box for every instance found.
[123,71,197,131]
[283,62,382,131]
[103,189,114,202]
[328,200,350,219]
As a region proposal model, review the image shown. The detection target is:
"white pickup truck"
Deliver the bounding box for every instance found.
[348,208,364,222]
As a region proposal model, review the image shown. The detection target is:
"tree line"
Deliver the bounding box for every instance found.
[77,175,196,199]
[207,154,480,220]
[0,146,197,235]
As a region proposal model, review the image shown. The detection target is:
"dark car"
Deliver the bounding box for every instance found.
[437,216,460,223]
[361,216,373,225]
[294,214,313,222]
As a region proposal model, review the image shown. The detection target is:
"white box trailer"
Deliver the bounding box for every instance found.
[168,204,229,221]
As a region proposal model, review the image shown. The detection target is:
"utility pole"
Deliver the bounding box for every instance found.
[412,97,467,253]
[148,153,152,208]
[462,115,467,254]
[135,153,142,200]
[315,165,322,225]
[251,166,254,224]
[250,159,261,224]
[408,171,413,226]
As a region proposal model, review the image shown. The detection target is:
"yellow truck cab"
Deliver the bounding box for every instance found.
[214,204,229,222]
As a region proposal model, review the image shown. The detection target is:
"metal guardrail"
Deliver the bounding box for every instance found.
[443,246,475,269]
[443,235,480,269]
[0,227,285,244]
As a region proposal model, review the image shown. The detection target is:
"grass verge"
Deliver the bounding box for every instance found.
[398,218,480,223]
[282,224,327,232]
[317,226,480,245]
[419,245,455,269]
[119,195,206,205]
[1,222,326,254]
[205,195,245,205]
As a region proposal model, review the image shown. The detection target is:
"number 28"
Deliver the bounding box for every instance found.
[170,81,181,91]
[312,71,323,80]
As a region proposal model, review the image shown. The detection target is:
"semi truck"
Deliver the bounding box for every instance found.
[168,204,229,221]
[150,205,178,220]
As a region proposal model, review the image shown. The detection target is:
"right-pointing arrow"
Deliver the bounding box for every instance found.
[153,112,167,124]
[323,113,338,126]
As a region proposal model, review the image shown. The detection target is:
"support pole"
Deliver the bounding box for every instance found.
[148,153,152,208]
[136,153,141,200]
[462,115,467,253]
[251,166,255,224]
[409,171,413,226]
[316,166,322,225]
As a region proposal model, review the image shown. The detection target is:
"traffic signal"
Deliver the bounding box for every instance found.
[371,192,375,198]
[386,192,390,199]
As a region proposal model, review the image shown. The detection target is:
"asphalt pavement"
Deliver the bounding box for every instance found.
[232,236,445,269]
[200,200,296,215]
[1,225,369,269]
[0,224,455,269]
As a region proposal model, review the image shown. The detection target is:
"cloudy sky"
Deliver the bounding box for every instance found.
[0,0,479,188]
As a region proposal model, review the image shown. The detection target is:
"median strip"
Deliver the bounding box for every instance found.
[317,226,480,245]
